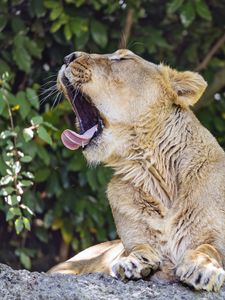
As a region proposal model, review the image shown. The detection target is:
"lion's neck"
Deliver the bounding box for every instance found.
[107,104,193,207]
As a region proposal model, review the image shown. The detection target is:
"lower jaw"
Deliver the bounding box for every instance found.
[83,134,99,150]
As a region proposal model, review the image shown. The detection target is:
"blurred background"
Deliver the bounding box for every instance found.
[0,0,224,271]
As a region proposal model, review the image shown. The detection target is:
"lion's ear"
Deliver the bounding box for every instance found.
[160,66,207,107]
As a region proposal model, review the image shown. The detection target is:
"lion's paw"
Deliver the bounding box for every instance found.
[176,252,225,292]
[111,256,150,280]
[111,251,160,281]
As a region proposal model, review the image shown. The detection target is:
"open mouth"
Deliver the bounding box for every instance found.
[61,75,104,150]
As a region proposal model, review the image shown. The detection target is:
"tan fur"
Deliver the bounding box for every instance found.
[49,49,225,291]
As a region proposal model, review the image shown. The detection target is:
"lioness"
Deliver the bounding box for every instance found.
[49,49,225,292]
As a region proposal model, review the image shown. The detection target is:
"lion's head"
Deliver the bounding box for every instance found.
[57,49,207,164]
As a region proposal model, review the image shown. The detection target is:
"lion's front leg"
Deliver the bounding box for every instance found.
[107,177,163,280]
[111,244,160,280]
[176,244,225,291]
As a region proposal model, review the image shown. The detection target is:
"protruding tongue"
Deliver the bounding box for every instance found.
[61,125,98,150]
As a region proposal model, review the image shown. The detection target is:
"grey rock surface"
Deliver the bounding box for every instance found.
[0,263,224,300]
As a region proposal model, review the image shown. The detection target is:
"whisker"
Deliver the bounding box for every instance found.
[40,84,55,91]
[40,75,57,86]
[40,92,58,105]
[39,85,58,96]
[39,84,57,95]
[39,80,57,89]
[51,92,62,110]
[44,74,57,80]
[39,88,58,106]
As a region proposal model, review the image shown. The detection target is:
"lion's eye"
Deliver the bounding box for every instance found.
[110,57,129,62]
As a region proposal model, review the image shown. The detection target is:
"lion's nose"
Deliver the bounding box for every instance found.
[64,53,76,65]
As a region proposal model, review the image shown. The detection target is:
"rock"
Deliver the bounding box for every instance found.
[0,263,224,299]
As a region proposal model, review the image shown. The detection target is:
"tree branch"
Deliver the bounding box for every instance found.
[119,8,134,49]
[195,33,225,72]
[194,66,225,111]
[59,239,70,262]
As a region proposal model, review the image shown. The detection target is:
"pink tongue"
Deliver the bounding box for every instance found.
[61,125,98,150]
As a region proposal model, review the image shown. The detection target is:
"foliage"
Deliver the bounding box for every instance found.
[0,0,224,270]
[0,73,114,270]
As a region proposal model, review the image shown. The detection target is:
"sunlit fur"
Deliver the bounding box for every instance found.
[50,50,225,292]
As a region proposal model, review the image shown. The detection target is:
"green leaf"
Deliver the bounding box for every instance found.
[17,91,31,119]
[148,29,171,49]
[0,130,17,139]
[12,35,31,73]
[180,2,196,27]
[20,155,32,163]
[35,227,48,243]
[43,210,54,228]
[26,88,40,109]
[22,171,34,179]
[31,116,43,125]
[6,211,15,221]
[31,0,47,17]
[47,172,62,196]
[37,126,52,145]
[64,24,72,41]
[195,0,212,21]
[0,175,13,185]
[7,92,18,106]
[6,168,13,176]
[167,0,184,14]
[50,6,63,21]
[0,155,7,176]
[6,207,21,221]
[215,118,225,132]
[20,252,31,269]
[86,169,98,191]
[97,167,111,186]
[61,223,73,244]
[0,59,11,77]
[0,100,6,115]
[12,161,21,174]
[36,146,50,165]
[15,217,24,234]
[21,180,33,187]
[73,0,85,7]
[0,186,14,196]
[0,15,7,32]
[24,37,42,58]
[16,247,36,258]
[70,18,88,38]
[42,121,58,131]
[71,238,79,251]
[35,168,51,182]
[209,57,225,68]
[51,217,63,230]
[11,17,26,33]
[90,20,108,47]
[68,153,86,171]
[50,18,67,33]
[23,128,34,142]
[0,90,5,108]
[20,203,34,215]
[44,0,60,9]
[75,31,89,49]
[6,194,21,206]
[23,217,31,231]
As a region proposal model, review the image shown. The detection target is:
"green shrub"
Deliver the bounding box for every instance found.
[0,71,115,270]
